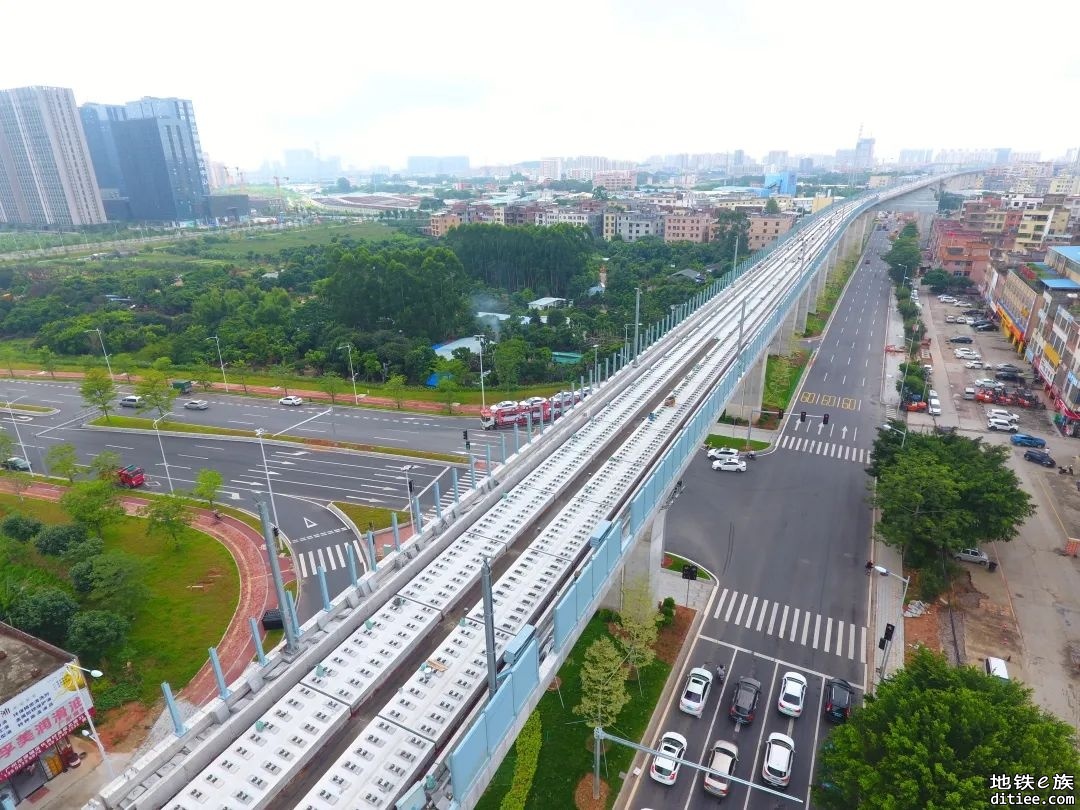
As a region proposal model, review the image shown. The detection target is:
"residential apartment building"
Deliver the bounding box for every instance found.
[80,96,209,222]
[662,211,712,243]
[428,211,462,237]
[593,170,635,193]
[927,220,991,287]
[602,211,662,242]
[745,213,796,251]
[0,86,105,226]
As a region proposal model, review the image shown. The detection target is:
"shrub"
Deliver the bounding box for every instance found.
[499,711,542,810]
[595,607,618,624]
[658,596,677,628]
[91,681,141,711]
[34,523,89,556]
[918,567,949,601]
[70,559,95,593]
[1,513,43,542]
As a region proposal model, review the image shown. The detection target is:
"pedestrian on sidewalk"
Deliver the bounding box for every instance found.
[865,560,875,575]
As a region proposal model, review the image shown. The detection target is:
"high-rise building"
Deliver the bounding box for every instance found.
[80,96,209,222]
[0,86,106,226]
[854,137,875,170]
[539,157,562,182]
[406,156,470,176]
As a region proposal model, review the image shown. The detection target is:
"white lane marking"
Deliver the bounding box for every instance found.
[836,621,845,655]
[789,608,801,642]
[743,596,757,629]
[756,600,769,632]
[849,624,856,659]
[767,602,779,635]
[724,591,739,623]
[824,617,833,652]
[860,627,867,663]
[335,545,346,568]
[713,588,730,620]
[813,614,822,649]
[733,593,748,625]
[801,611,811,645]
[778,605,789,637]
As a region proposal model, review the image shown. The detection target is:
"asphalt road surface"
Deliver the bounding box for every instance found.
[626,207,911,809]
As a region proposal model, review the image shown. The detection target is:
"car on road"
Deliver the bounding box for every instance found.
[649,731,688,785]
[761,733,795,789]
[954,547,990,566]
[678,667,713,717]
[728,676,761,725]
[711,457,747,473]
[776,672,808,717]
[183,399,209,410]
[1,457,31,471]
[1023,449,1055,467]
[948,336,973,344]
[965,360,985,369]
[824,678,855,723]
[278,395,304,406]
[702,740,739,798]
[986,408,1019,423]
[707,446,739,460]
[987,417,1018,432]
[1010,434,1046,448]
[118,394,143,408]
[928,398,942,416]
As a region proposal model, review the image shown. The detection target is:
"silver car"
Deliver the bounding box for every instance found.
[954,547,990,566]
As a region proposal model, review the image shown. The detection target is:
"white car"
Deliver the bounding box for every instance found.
[678,667,714,717]
[650,731,688,785]
[776,672,808,717]
[522,396,547,409]
[702,740,739,797]
[761,732,795,788]
[945,315,956,323]
[493,400,518,410]
[987,417,1018,432]
[712,458,747,473]
[965,317,976,325]
[278,395,304,406]
[965,360,984,369]
[939,295,956,302]
[954,300,972,307]
[707,446,740,460]
[986,408,1019,423]
[928,389,938,399]
[183,399,209,410]
[974,378,1002,389]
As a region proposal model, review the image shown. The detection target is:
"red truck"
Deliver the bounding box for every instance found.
[116,465,145,488]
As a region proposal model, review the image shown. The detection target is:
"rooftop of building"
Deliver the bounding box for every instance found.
[0,621,70,705]
[1049,245,1080,264]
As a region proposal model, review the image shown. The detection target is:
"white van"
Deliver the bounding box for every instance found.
[119,395,143,408]
[928,397,942,416]
[984,656,1010,681]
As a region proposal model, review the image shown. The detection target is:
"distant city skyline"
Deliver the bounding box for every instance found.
[3,0,1077,171]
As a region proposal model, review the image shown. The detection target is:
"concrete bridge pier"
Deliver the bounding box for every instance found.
[794,285,811,333]
[808,261,828,314]
[770,306,793,354]
[726,353,766,422]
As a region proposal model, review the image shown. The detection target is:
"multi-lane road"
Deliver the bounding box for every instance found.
[0,380,510,619]
[627,206,907,808]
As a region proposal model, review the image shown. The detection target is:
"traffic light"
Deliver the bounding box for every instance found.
[800,411,806,422]
[778,408,785,420]
[884,623,895,641]
[408,479,415,494]
[681,564,699,581]
[823,413,830,425]
[462,429,470,449]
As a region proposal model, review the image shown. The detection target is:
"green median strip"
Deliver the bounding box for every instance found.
[662,551,713,580]
[704,434,770,452]
[3,403,53,413]
[332,502,409,532]
[86,415,465,464]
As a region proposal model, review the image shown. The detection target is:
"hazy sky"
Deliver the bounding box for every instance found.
[5,0,1078,170]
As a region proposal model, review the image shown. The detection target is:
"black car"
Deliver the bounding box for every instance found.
[948,336,973,344]
[729,676,762,725]
[1023,449,1055,467]
[997,363,1022,373]
[996,371,1025,383]
[975,323,995,331]
[963,309,983,316]
[824,678,855,723]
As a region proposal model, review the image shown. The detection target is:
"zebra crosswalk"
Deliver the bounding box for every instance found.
[295,538,365,578]
[712,588,867,663]
[776,434,869,464]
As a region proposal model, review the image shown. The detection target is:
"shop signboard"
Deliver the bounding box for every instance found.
[0,665,92,780]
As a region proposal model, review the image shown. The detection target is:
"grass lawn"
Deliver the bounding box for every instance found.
[475,614,673,810]
[0,494,238,705]
[762,351,809,413]
[661,551,713,580]
[332,502,409,533]
[703,433,769,452]
[197,222,394,257]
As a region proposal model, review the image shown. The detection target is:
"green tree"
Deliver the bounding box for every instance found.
[112,353,136,383]
[318,371,344,404]
[764,197,781,214]
[272,363,292,395]
[10,587,80,646]
[80,367,118,422]
[616,577,659,689]
[65,610,130,664]
[61,480,124,536]
[34,524,88,556]
[494,338,527,390]
[39,348,58,378]
[193,362,216,391]
[0,432,13,465]
[141,493,190,549]
[45,442,81,483]
[435,376,458,414]
[573,636,629,729]
[192,468,223,510]
[232,360,250,393]
[385,374,406,409]
[81,552,149,616]
[134,369,177,418]
[884,237,922,284]
[814,647,1080,809]
[88,450,122,481]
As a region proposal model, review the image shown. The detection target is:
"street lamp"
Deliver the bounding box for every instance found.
[84,329,113,382]
[4,395,32,475]
[337,343,358,404]
[591,344,599,386]
[207,335,229,392]
[151,415,174,493]
[401,464,418,525]
[253,428,280,533]
[873,565,911,683]
[474,335,486,410]
[879,422,909,450]
[65,663,115,780]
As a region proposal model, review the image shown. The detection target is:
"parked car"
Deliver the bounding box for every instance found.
[996,363,1022,373]
[1,457,31,471]
[707,446,740,460]
[702,740,739,798]
[824,678,855,723]
[761,733,795,789]
[1023,449,1055,467]
[987,417,1019,432]
[945,315,956,323]
[183,399,209,410]
[729,677,762,725]
[954,547,990,566]
[278,395,304,406]
[975,323,996,331]
[650,731,688,785]
[678,667,714,717]
[948,336,973,344]
[995,372,1025,384]
[985,408,1019,423]
[954,300,972,307]
[776,672,808,717]
[712,457,747,473]
[1010,433,1046,448]
[965,360,984,369]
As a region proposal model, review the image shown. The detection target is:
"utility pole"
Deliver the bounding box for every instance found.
[632,287,641,367]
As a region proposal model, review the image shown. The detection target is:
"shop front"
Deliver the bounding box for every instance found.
[1053,371,1080,438]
